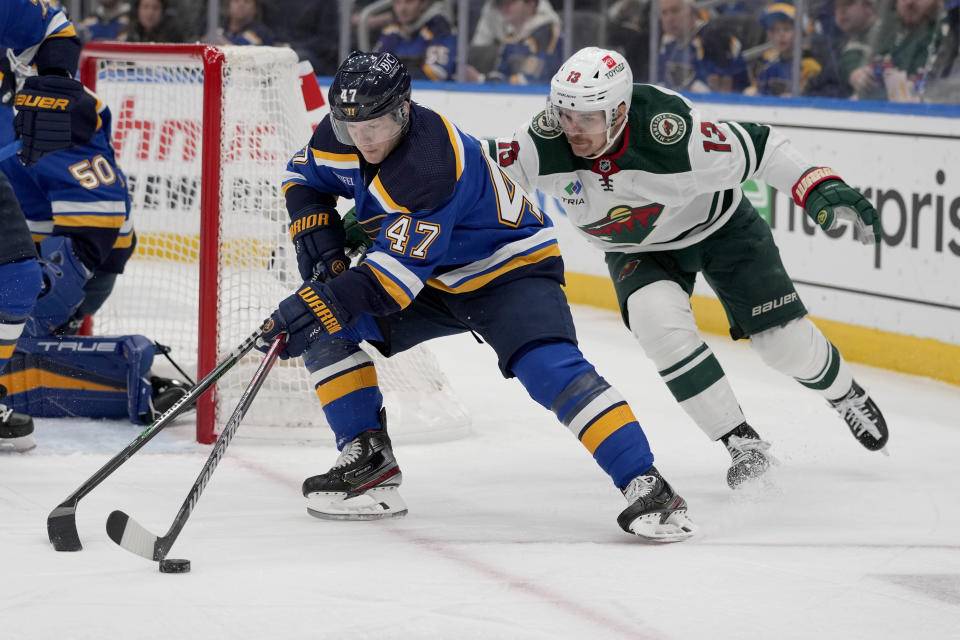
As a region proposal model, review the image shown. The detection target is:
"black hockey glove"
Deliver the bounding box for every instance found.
[793,167,880,245]
[343,207,374,259]
[289,205,348,282]
[257,282,349,359]
[14,75,99,167]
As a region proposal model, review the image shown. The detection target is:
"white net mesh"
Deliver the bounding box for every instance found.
[87,45,469,442]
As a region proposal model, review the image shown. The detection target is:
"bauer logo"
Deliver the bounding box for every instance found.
[751,293,799,317]
[650,113,686,145]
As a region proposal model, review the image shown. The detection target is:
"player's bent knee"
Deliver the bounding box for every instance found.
[626,281,700,364]
[0,257,43,320]
[750,317,825,374]
[510,340,595,410]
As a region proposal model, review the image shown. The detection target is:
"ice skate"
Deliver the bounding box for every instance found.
[0,384,35,452]
[721,423,774,489]
[829,380,889,452]
[302,410,407,520]
[617,466,695,542]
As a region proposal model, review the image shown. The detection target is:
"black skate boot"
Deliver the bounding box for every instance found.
[0,384,35,452]
[721,422,773,489]
[617,466,695,542]
[139,376,193,423]
[829,380,889,451]
[151,376,192,414]
[302,409,407,520]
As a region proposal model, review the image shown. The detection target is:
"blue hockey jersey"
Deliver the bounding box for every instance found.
[0,0,78,54]
[1,47,133,273]
[281,103,563,323]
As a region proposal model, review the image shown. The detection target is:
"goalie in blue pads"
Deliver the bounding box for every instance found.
[1,0,96,450]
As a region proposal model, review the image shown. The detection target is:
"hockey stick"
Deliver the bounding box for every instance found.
[105,333,286,563]
[46,329,262,552]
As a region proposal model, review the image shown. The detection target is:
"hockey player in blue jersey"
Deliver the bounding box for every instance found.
[1,55,136,338]
[257,52,696,542]
[0,0,99,450]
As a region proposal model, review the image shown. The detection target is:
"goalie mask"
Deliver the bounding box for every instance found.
[548,47,633,158]
[329,51,412,147]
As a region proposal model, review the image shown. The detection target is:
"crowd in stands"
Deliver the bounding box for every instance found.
[69,0,960,103]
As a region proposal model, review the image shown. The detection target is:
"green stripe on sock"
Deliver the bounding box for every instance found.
[797,343,841,391]
[660,343,708,378]
[663,353,726,402]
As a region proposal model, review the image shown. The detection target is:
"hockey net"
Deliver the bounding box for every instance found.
[78,43,470,444]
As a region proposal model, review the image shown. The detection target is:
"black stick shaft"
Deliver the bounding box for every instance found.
[46,329,262,550]
[154,334,285,560]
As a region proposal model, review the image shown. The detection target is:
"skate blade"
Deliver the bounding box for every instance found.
[0,434,36,452]
[306,487,408,521]
[626,510,696,543]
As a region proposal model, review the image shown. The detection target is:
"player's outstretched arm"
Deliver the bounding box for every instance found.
[792,167,881,244]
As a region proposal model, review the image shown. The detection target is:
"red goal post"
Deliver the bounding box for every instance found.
[78,43,470,444]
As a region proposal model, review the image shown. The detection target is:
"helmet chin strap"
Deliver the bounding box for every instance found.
[583,111,628,160]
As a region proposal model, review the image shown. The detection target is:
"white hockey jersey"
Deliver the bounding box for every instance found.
[488,84,815,253]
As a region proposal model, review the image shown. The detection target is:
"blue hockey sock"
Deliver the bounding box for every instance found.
[303,337,383,448]
[0,258,42,371]
[511,341,654,488]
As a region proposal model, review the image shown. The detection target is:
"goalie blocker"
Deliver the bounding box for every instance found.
[0,335,189,424]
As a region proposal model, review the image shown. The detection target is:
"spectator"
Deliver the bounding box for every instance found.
[827,0,883,96]
[849,0,941,100]
[467,0,563,84]
[658,0,749,92]
[375,0,457,81]
[264,0,341,74]
[218,0,274,46]
[77,0,130,43]
[118,0,188,43]
[923,0,960,100]
[746,3,825,96]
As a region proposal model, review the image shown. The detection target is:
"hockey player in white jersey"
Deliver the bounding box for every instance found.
[488,47,889,489]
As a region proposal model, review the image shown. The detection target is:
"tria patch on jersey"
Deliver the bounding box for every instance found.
[530,110,563,139]
[650,113,686,145]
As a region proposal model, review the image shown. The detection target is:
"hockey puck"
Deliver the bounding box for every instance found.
[158,558,191,573]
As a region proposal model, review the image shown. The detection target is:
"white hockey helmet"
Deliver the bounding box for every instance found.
[548,47,633,157]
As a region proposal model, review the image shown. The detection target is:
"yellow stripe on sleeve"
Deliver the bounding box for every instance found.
[313,149,360,163]
[363,263,412,308]
[315,365,378,405]
[52,214,126,229]
[579,404,637,454]
[0,344,15,360]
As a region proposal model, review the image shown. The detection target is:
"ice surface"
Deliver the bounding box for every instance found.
[3,306,958,640]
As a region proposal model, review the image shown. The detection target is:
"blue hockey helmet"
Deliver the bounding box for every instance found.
[329,52,411,146]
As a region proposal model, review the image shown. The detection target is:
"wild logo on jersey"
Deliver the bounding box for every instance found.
[581,204,664,243]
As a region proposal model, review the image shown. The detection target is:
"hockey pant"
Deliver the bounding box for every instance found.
[301,278,655,489]
[0,334,157,423]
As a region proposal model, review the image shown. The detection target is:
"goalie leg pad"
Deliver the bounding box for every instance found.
[0,334,156,423]
[25,236,91,337]
[627,281,744,440]
[750,317,853,400]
